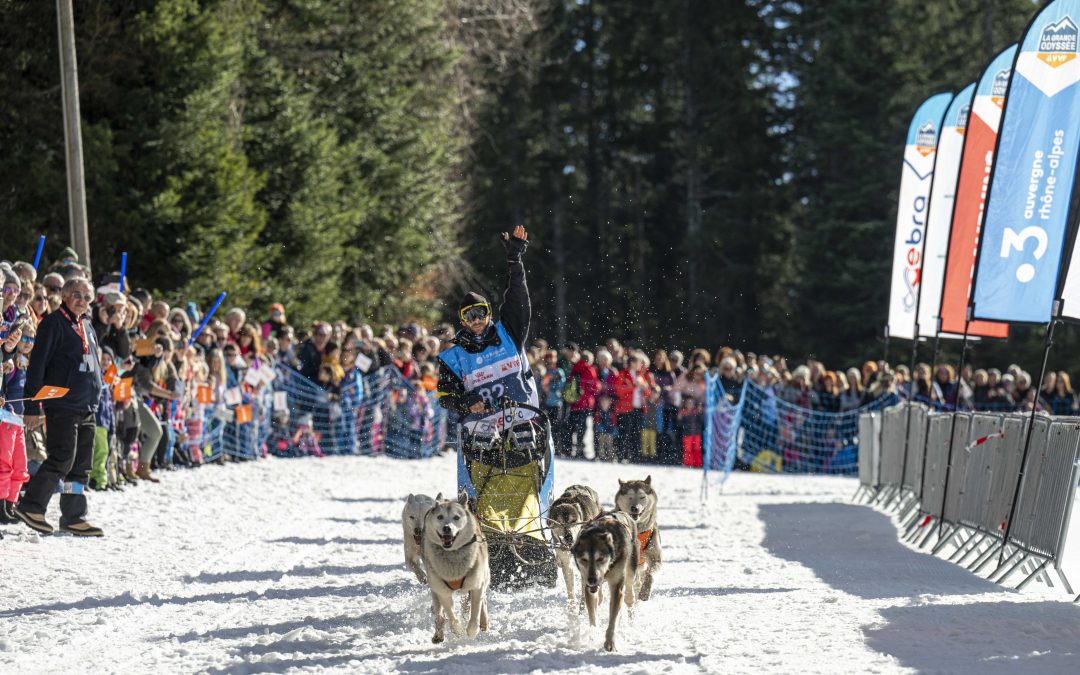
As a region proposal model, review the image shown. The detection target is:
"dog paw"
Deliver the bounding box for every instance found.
[415,573,428,585]
[467,623,479,639]
[432,634,444,644]
[450,621,464,635]
[604,639,615,652]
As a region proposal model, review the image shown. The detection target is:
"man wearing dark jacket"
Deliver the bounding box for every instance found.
[438,226,537,434]
[15,277,105,536]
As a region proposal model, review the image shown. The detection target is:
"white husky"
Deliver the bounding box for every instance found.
[402,493,436,584]
[422,493,491,642]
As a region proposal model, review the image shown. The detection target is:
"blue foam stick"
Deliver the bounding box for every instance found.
[32,235,46,269]
[119,252,128,293]
[189,292,227,347]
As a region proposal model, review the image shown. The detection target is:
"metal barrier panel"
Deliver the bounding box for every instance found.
[941,413,972,524]
[879,406,907,487]
[902,404,929,495]
[957,413,1005,532]
[920,413,952,519]
[1009,418,1080,559]
[982,415,1028,537]
[1008,416,1053,556]
[858,413,880,489]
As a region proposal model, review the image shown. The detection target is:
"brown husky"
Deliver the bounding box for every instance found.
[571,510,638,651]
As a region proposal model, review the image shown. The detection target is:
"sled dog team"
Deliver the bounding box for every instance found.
[401,477,662,651]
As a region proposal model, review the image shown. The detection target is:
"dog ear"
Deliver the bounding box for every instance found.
[604,532,615,552]
[406,493,413,501]
[618,479,625,487]
[644,475,651,485]
[457,491,469,506]
[435,492,443,502]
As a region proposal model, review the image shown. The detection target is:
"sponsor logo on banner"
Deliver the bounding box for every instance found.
[916,122,938,156]
[1038,16,1078,67]
[955,104,970,133]
[991,69,1010,106]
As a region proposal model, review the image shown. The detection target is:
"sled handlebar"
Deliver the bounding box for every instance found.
[493,398,548,422]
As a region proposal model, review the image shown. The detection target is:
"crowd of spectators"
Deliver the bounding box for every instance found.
[4,245,1080,537]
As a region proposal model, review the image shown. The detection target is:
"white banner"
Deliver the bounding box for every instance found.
[888,92,954,340]
[917,83,975,337]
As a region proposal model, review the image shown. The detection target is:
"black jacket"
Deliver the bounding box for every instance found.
[24,306,103,416]
[297,339,323,382]
[437,252,530,415]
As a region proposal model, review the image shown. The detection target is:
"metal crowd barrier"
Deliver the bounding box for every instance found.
[855,412,881,499]
[862,406,1080,594]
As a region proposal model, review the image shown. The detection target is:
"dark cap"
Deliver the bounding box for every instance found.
[459,292,489,311]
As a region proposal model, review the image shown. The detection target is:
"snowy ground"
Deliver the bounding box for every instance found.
[3,454,1080,674]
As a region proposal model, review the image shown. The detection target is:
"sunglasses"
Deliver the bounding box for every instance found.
[460,304,490,323]
[45,285,62,293]
[2,287,18,296]
[21,336,34,345]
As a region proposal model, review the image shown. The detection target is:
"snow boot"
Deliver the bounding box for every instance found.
[13,506,53,535]
[60,520,104,537]
[0,501,13,525]
[136,464,160,483]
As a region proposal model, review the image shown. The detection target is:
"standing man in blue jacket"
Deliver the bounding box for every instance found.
[15,277,105,536]
[437,226,538,435]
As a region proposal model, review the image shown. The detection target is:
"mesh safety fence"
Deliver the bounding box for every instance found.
[183,365,446,461]
[705,375,900,478]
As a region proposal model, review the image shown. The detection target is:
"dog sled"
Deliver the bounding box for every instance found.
[456,400,558,589]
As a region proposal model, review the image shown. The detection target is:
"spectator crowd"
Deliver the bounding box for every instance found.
[3,246,1079,536]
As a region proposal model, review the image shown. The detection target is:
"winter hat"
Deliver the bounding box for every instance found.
[2,266,22,291]
[58,246,79,263]
[459,291,489,314]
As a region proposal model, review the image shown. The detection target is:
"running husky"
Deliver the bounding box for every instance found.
[572,510,638,652]
[546,485,603,605]
[614,476,662,601]
[422,493,491,643]
[402,493,436,584]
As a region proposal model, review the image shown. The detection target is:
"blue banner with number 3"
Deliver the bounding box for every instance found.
[973,0,1080,323]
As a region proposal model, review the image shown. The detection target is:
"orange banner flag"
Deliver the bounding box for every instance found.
[235,404,253,424]
[103,364,118,385]
[33,386,70,401]
[196,385,214,405]
[112,379,132,402]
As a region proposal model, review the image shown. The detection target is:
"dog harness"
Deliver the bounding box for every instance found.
[637,529,656,566]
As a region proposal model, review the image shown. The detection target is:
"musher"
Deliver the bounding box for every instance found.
[437,225,537,429]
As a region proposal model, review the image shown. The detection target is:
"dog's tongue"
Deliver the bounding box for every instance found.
[587,584,600,594]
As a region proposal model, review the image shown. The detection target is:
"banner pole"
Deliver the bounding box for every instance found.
[999,307,1058,566]
[119,251,128,293]
[883,325,890,364]
[938,309,972,540]
[895,327,920,509]
[915,330,943,514]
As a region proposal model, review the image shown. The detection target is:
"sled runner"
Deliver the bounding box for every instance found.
[456,399,557,588]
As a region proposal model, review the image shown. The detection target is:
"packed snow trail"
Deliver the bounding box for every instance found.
[2,454,1080,674]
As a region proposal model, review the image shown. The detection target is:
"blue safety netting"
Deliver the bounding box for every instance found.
[704,375,900,479]
[174,364,446,461]
[271,365,447,458]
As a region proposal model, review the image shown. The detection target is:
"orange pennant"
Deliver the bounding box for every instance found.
[112,379,132,402]
[235,404,253,424]
[33,386,70,401]
[103,364,118,385]
[196,385,214,405]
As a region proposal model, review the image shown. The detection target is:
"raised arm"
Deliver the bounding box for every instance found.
[498,226,530,348]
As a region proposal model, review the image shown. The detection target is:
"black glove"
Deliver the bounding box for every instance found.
[463,392,486,413]
[502,233,529,261]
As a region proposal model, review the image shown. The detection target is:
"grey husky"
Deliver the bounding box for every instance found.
[546,485,603,605]
[571,510,638,652]
[422,493,491,643]
[614,476,662,601]
[402,493,436,584]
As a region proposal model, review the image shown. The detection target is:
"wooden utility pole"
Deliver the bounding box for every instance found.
[56,0,91,273]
